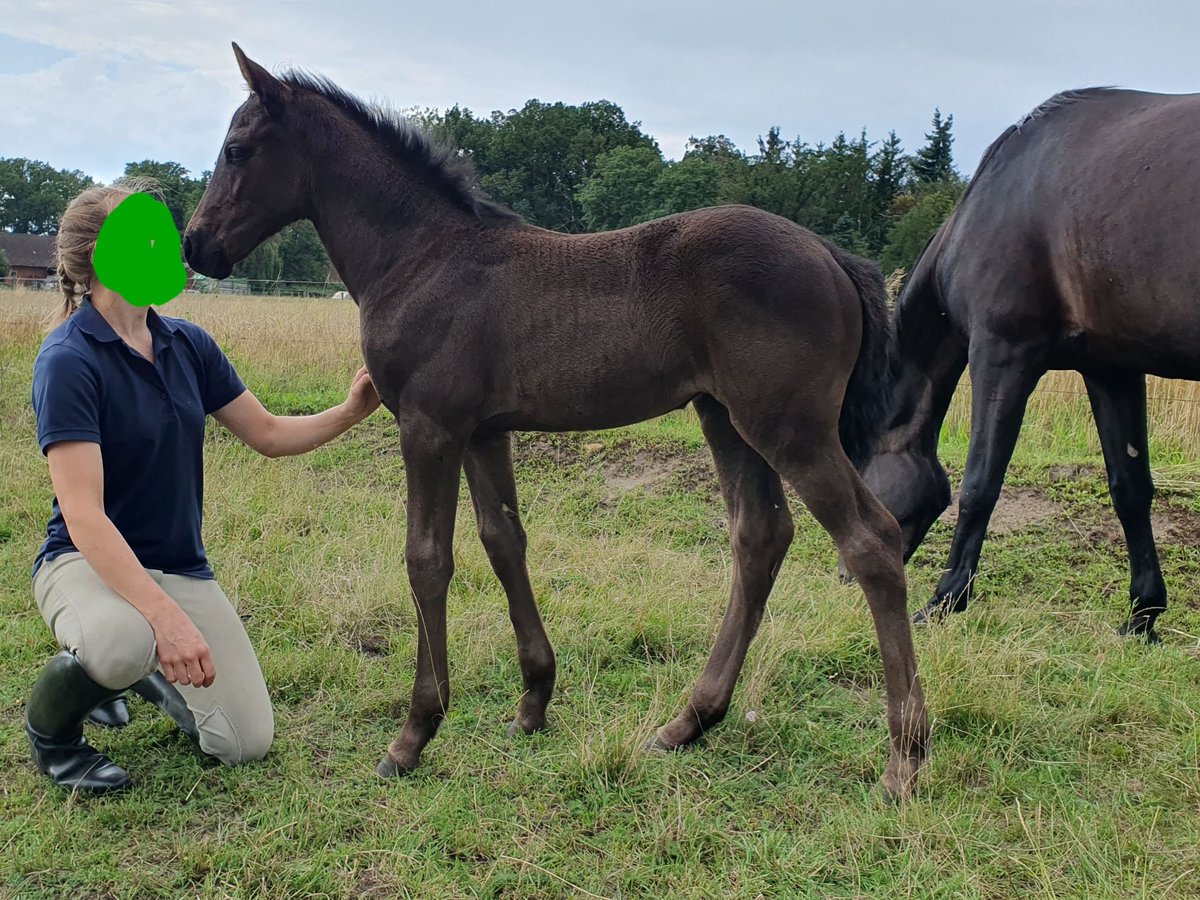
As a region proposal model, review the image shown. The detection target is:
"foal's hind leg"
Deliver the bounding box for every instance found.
[746,423,929,801]
[1084,373,1166,642]
[651,396,794,750]
[464,432,557,735]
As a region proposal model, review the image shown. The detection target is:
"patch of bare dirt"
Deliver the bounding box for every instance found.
[1152,504,1200,548]
[514,432,719,498]
[346,632,390,657]
[604,453,675,494]
[352,870,400,899]
[1045,463,1101,482]
[1051,498,1200,551]
[939,487,1063,533]
[603,448,716,498]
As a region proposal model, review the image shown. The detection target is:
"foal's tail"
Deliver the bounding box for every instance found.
[821,240,894,471]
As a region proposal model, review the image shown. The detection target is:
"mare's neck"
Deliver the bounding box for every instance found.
[879,284,967,456]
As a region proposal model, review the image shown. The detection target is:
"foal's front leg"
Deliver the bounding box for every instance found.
[377,420,466,778]
[464,432,556,736]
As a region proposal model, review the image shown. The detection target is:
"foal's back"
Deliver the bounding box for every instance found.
[470,204,861,433]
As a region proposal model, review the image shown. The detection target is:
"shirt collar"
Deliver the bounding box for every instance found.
[74,295,179,344]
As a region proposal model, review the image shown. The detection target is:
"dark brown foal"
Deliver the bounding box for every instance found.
[185,44,929,800]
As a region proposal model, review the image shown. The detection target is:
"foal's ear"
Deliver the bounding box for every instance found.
[232,42,288,117]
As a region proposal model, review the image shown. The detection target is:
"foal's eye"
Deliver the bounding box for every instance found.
[225,145,248,164]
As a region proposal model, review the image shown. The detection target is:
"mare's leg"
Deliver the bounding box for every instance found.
[915,341,1047,623]
[742,417,928,802]
[377,418,465,777]
[463,431,557,735]
[1083,373,1165,642]
[651,395,794,749]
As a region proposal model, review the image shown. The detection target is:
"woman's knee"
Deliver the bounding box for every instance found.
[197,704,275,765]
[76,619,158,690]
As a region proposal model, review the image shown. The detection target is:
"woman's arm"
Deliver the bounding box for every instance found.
[212,366,381,458]
[46,441,217,688]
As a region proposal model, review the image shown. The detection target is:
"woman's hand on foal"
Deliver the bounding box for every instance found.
[151,606,216,688]
[342,366,381,421]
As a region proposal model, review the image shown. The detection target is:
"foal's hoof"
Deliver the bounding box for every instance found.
[877,762,919,805]
[836,556,856,585]
[877,777,912,806]
[643,734,672,753]
[643,728,694,753]
[375,754,416,779]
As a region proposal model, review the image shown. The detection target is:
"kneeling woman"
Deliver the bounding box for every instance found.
[27,182,380,793]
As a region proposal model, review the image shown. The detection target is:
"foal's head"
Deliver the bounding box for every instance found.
[186,44,517,280]
[185,44,312,279]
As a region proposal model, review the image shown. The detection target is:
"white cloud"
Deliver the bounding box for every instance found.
[2,0,1199,180]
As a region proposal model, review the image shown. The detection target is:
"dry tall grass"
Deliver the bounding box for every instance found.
[4,286,1200,457]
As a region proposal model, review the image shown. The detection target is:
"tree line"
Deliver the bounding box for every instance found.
[0,100,964,285]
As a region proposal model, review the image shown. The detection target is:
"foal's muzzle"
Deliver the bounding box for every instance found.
[183,230,233,280]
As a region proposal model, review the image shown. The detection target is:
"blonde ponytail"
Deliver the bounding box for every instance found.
[51,176,164,325]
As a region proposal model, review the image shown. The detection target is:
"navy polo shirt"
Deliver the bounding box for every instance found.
[31,297,246,579]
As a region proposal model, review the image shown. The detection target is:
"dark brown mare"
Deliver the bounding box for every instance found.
[185,45,928,798]
[862,88,1200,642]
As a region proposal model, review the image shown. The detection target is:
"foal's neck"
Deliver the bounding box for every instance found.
[304,115,489,303]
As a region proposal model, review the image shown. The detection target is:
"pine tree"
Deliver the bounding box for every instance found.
[912,110,956,185]
[866,131,906,255]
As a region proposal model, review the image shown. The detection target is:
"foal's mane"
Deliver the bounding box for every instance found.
[280,70,520,223]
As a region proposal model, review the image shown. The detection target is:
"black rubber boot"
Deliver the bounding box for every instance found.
[130,672,199,741]
[25,651,132,794]
[87,695,131,728]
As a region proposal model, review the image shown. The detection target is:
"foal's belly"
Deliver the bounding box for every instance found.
[482,382,700,434]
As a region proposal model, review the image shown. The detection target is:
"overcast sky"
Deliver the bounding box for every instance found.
[2,0,1197,185]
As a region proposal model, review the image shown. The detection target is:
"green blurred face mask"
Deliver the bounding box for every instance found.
[93,193,187,307]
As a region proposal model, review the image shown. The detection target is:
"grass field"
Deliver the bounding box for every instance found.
[1,288,1199,899]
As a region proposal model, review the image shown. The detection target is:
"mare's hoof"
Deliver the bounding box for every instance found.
[1118,619,1162,645]
[375,754,416,779]
[912,596,961,626]
[505,717,544,739]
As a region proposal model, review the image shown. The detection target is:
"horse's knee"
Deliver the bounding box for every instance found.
[405,541,454,597]
[1108,468,1153,515]
[840,513,905,591]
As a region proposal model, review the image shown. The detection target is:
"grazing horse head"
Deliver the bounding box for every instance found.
[861,435,952,562]
[184,44,313,279]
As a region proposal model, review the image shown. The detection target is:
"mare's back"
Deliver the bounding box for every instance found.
[938,89,1200,371]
